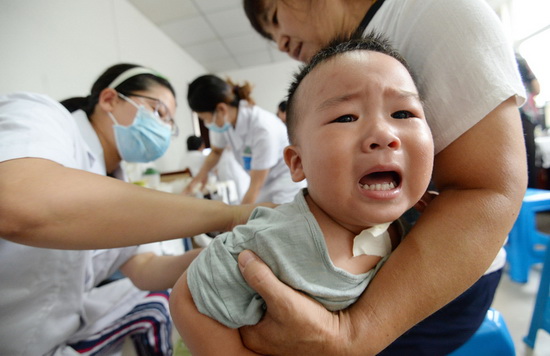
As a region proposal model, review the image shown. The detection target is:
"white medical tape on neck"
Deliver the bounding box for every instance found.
[352,222,392,257]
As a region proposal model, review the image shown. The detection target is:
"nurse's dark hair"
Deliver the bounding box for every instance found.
[187,74,255,113]
[187,135,204,151]
[60,63,175,117]
[285,34,416,143]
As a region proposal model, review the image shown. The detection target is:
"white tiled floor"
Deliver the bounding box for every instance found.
[493,265,550,356]
[492,211,550,356]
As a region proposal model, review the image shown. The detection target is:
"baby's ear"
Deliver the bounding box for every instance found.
[284,145,306,182]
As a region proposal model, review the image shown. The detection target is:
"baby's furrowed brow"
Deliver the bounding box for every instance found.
[393,89,421,102]
[316,92,361,113]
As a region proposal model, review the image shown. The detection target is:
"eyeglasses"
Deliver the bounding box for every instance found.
[121,92,179,136]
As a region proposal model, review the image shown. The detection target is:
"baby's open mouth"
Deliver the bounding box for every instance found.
[359,171,401,191]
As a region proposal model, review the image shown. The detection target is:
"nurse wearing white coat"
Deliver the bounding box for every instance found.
[185,75,306,204]
[0,64,260,355]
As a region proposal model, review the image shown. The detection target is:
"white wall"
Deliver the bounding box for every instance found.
[0,0,207,173]
[219,59,302,117]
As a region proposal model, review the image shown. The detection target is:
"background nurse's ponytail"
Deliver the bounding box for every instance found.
[60,63,175,119]
[226,78,255,107]
[187,74,255,113]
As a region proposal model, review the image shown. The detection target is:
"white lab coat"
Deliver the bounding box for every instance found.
[0,93,146,356]
[209,100,305,204]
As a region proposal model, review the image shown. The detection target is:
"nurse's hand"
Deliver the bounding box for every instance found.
[238,250,346,356]
[182,174,207,196]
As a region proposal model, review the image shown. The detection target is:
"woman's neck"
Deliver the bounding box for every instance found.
[227,105,239,127]
[91,115,121,175]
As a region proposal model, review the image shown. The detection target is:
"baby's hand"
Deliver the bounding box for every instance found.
[413,190,439,212]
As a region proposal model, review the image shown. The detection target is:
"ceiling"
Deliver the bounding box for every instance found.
[128,0,290,73]
[128,0,508,73]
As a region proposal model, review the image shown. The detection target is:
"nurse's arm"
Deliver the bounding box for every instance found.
[120,248,202,291]
[183,146,224,195]
[0,158,257,250]
[241,169,269,204]
[239,97,527,355]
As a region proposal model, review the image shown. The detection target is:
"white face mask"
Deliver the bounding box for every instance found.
[108,94,172,162]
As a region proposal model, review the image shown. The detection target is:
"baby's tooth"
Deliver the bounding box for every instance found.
[361,181,396,191]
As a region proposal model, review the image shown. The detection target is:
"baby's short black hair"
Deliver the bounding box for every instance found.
[285,33,416,143]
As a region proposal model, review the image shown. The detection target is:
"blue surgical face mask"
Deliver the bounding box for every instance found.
[205,111,231,133]
[108,94,172,163]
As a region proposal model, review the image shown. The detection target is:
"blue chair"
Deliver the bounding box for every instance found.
[524,238,550,349]
[506,188,550,283]
[449,308,515,356]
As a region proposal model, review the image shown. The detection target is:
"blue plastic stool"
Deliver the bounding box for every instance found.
[506,188,550,283]
[524,238,550,349]
[449,308,515,356]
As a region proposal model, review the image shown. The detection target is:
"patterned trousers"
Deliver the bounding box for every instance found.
[69,291,172,356]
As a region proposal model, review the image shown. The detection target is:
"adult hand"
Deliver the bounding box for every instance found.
[182,147,224,196]
[238,250,348,356]
[182,174,207,196]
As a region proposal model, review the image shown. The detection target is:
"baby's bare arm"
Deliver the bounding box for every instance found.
[170,271,261,356]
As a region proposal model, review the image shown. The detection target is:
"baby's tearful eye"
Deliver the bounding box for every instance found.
[333,115,357,123]
[392,111,414,119]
